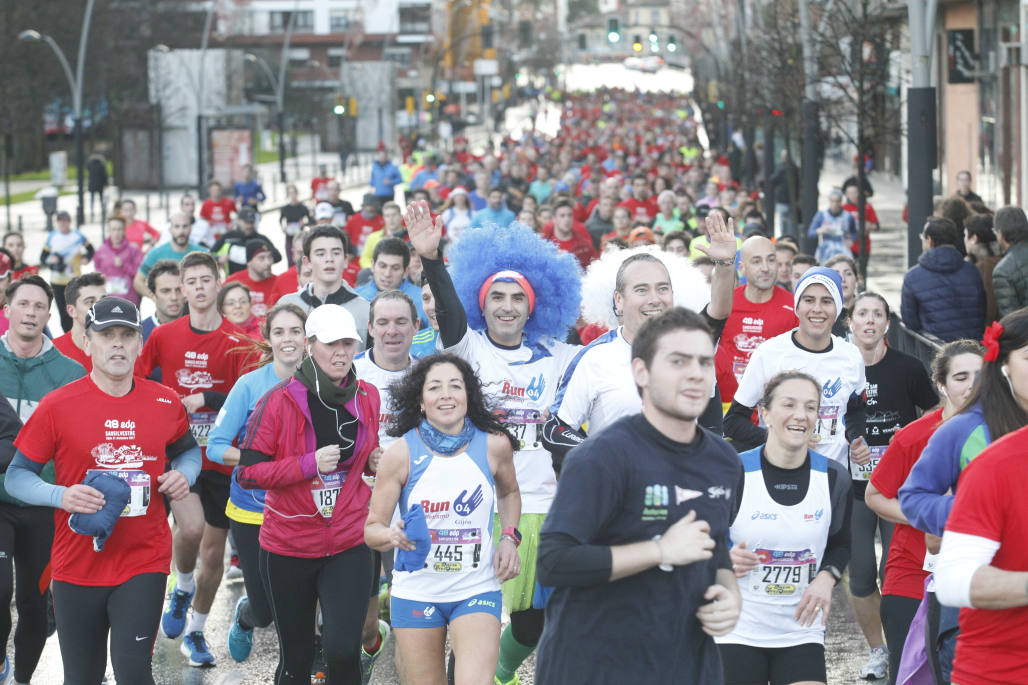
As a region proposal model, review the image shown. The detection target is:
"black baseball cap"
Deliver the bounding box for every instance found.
[85,297,142,332]
[56,210,71,221]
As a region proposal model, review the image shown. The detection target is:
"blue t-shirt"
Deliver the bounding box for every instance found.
[355,278,428,329]
[139,242,206,277]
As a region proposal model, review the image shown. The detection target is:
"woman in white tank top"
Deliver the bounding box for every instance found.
[716,371,854,685]
[366,354,522,685]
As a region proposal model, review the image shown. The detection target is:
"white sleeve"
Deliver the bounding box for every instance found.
[934,530,1000,608]
[733,344,767,408]
[551,350,594,430]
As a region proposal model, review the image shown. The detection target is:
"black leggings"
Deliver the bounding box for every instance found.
[230,519,273,629]
[881,594,921,685]
[510,607,545,647]
[260,544,373,685]
[53,572,166,685]
[0,502,54,683]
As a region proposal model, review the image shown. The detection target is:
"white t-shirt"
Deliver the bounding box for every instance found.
[448,328,579,514]
[354,350,413,448]
[734,331,866,465]
[550,327,638,437]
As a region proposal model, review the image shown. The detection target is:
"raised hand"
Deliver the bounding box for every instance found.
[404,200,443,260]
[695,212,738,263]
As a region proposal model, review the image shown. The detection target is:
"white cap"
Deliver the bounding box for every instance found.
[314,202,335,220]
[305,304,360,343]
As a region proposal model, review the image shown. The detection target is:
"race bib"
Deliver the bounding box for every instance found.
[750,548,817,598]
[88,468,151,517]
[850,444,887,481]
[812,405,840,445]
[188,412,218,447]
[106,277,128,295]
[428,527,483,573]
[311,471,346,518]
[498,408,543,451]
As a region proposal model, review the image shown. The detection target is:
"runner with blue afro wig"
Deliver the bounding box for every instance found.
[447,221,582,345]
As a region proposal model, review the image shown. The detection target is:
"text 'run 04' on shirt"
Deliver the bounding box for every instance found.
[448,328,579,514]
[14,376,191,586]
[135,316,254,475]
[734,331,865,467]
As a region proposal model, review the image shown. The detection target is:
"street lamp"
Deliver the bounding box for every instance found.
[19,0,97,228]
[244,52,289,183]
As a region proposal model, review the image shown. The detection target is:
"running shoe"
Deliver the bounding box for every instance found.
[360,619,391,684]
[227,595,254,662]
[495,675,522,685]
[161,586,194,639]
[180,630,216,667]
[859,645,889,680]
[225,554,243,581]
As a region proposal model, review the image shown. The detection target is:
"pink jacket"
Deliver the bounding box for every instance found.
[237,376,380,558]
[93,239,143,303]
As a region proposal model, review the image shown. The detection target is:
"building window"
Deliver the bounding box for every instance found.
[329,11,354,32]
[270,10,313,32]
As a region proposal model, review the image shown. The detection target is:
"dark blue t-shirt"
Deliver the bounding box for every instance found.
[535,413,741,684]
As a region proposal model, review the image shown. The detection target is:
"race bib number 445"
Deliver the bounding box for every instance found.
[429,528,483,573]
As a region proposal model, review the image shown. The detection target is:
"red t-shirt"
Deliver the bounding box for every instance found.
[269,268,300,306]
[225,270,277,319]
[124,220,160,250]
[547,230,598,269]
[843,201,878,255]
[618,196,658,221]
[345,214,385,255]
[200,197,236,230]
[714,286,798,403]
[12,265,39,280]
[944,429,1028,684]
[343,258,361,287]
[869,408,943,599]
[14,376,190,585]
[136,316,254,476]
[53,332,92,372]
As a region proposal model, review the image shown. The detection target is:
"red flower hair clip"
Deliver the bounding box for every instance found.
[982,321,1004,362]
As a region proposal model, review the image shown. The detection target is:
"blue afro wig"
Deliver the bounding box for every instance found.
[448,222,582,344]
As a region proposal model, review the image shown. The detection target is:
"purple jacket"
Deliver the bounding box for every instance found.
[93,239,143,304]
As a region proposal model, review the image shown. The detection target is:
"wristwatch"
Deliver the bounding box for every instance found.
[822,564,842,585]
[501,526,522,547]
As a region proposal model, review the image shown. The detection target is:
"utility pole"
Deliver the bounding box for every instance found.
[906,0,938,266]
[798,0,821,253]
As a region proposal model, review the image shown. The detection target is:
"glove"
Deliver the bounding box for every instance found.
[68,472,131,552]
[394,503,432,572]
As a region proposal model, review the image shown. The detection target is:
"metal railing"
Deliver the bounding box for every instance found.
[886,313,944,373]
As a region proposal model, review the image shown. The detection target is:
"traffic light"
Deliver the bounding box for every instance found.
[424,91,436,104]
[607,18,620,43]
[482,24,494,50]
[348,97,357,117]
[648,30,658,43]
[771,108,783,117]
[405,96,415,115]
[717,100,725,110]
[632,35,643,52]
[667,35,677,52]
[333,94,345,115]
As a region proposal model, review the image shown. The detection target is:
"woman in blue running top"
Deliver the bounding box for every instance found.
[206,302,306,663]
[718,371,853,685]
[366,354,521,685]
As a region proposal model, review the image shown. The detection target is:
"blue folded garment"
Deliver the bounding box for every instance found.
[68,472,131,552]
[394,503,432,572]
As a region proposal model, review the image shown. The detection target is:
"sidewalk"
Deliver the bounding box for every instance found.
[817,160,909,309]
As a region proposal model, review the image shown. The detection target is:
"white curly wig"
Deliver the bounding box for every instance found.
[579,246,712,329]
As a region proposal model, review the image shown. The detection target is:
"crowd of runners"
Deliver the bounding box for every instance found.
[0,88,1024,685]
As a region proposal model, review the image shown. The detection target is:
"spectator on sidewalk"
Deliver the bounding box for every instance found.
[901,217,986,342]
[200,181,236,236]
[964,213,1002,326]
[955,170,984,205]
[86,151,107,221]
[992,206,1028,318]
[93,216,143,303]
[370,143,402,206]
